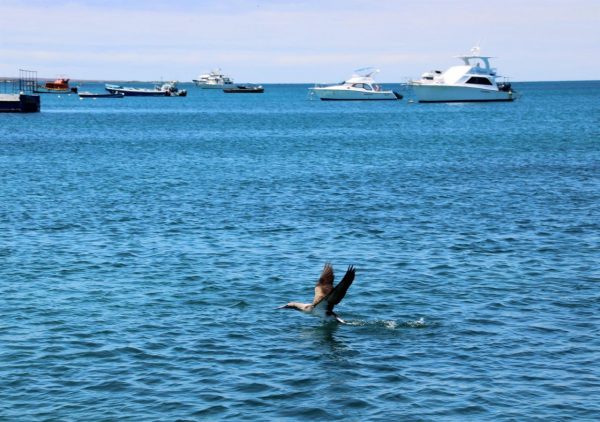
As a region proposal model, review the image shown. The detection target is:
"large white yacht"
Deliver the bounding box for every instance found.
[309,68,402,101]
[193,69,234,89]
[409,47,516,103]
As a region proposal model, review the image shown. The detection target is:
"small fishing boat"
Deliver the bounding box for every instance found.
[105,84,165,97]
[223,84,264,93]
[105,81,187,97]
[79,91,124,99]
[35,77,78,94]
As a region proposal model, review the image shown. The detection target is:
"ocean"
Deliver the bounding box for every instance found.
[1,81,599,420]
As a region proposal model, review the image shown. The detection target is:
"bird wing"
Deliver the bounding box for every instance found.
[325,265,355,311]
[312,263,334,305]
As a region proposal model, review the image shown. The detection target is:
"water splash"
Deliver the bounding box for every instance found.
[406,317,426,328]
[345,317,427,329]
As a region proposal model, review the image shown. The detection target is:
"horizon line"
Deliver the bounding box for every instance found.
[2,77,599,84]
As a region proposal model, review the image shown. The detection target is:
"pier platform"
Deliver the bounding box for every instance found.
[0,93,40,113]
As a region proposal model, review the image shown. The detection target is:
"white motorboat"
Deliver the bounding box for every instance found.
[309,68,402,101]
[409,47,516,103]
[193,69,234,89]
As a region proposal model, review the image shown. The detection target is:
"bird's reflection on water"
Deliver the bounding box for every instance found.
[299,322,360,362]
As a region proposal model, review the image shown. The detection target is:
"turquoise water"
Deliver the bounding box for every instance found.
[1,82,599,420]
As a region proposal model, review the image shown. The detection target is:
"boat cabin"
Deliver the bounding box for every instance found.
[351,83,368,89]
[45,78,70,90]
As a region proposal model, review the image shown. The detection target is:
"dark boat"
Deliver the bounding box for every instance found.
[79,91,124,99]
[223,84,264,93]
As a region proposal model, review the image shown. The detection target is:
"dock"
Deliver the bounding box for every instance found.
[0,93,41,113]
[0,70,41,113]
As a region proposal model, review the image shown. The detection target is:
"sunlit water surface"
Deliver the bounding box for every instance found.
[1,82,599,420]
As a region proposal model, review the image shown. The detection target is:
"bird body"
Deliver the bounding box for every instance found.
[279,264,356,323]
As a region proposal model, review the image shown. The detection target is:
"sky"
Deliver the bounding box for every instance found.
[0,0,598,82]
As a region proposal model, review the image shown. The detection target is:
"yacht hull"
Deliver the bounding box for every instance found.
[193,82,234,89]
[310,88,399,101]
[411,84,515,103]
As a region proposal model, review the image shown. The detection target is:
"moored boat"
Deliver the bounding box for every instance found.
[223,84,264,93]
[35,77,78,94]
[105,84,165,96]
[309,68,402,101]
[105,81,187,97]
[193,69,234,89]
[408,47,517,103]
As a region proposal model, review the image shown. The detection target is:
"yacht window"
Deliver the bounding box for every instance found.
[466,77,493,85]
[352,84,364,89]
[363,84,373,91]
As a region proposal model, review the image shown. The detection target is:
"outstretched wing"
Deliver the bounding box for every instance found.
[326,265,355,311]
[312,263,334,305]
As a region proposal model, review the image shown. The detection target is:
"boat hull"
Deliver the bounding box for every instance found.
[34,87,78,94]
[310,88,400,101]
[79,92,124,98]
[105,86,166,97]
[410,84,515,103]
[223,86,264,93]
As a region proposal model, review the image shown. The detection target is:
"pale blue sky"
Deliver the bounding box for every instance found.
[1,0,598,82]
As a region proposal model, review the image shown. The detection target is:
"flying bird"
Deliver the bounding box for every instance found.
[278,263,356,323]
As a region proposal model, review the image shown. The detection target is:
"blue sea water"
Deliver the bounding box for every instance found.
[1,81,599,421]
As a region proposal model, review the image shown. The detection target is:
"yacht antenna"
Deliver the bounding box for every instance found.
[354,67,379,77]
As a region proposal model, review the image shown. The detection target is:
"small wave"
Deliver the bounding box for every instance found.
[85,380,130,392]
[230,300,249,308]
[234,382,271,393]
[192,405,228,417]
